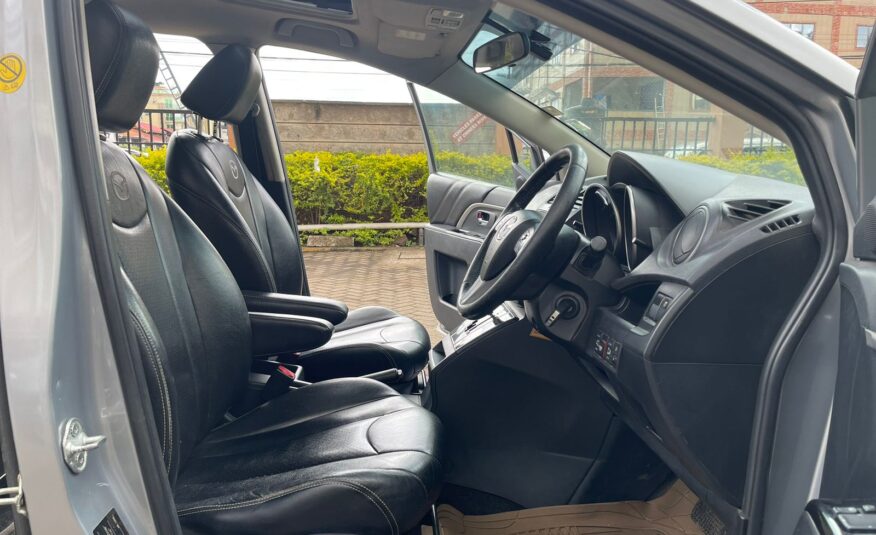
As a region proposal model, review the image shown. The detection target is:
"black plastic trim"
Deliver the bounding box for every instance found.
[409,81,437,174]
[541,1,849,533]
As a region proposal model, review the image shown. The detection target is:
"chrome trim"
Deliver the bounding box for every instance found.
[865,327,876,350]
[580,183,622,255]
[623,185,639,271]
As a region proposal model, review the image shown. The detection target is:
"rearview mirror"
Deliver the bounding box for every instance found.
[473,32,530,74]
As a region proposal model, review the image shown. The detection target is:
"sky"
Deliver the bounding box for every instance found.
[156,35,414,103]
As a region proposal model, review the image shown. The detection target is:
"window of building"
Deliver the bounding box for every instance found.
[858,25,873,48]
[783,23,815,40]
[691,94,711,112]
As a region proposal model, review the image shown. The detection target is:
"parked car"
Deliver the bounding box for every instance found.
[664,137,789,158]
[1,0,874,534]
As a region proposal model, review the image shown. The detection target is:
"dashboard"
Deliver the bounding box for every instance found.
[531,150,817,521]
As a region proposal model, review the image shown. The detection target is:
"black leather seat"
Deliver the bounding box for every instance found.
[164,45,430,384]
[86,1,443,532]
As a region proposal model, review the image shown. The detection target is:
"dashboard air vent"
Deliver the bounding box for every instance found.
[547,189,586,209]
[725,199,790,222]
[761,215,801,234]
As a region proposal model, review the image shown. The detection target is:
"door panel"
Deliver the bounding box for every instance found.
[798,30,876,533]
[425,173,514,331]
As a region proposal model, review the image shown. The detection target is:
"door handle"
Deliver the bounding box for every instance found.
[476,210,493,226]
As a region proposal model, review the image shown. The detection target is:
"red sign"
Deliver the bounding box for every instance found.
[451,112,488,144]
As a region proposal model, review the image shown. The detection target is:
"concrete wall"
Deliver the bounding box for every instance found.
[273,100,425,154]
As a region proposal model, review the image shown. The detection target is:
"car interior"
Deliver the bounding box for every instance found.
[80,0,821,533]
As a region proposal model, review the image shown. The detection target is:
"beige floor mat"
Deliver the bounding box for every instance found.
[424,481,703,535]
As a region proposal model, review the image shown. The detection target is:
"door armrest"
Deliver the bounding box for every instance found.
[243,291,349,325]
[249,312,333,356]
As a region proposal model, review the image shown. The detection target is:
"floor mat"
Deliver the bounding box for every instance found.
[424,481,704,535]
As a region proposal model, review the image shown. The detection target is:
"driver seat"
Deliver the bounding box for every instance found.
[165,45,430,384]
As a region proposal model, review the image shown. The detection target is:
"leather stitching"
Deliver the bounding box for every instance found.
[130,311,174,474]
[177,478,399,534]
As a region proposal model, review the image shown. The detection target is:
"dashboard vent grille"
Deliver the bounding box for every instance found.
[548,189,586,209]
[725,199,790,222]
[761,215,801,234]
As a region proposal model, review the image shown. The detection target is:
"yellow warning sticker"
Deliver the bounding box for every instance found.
[0,53,26,94]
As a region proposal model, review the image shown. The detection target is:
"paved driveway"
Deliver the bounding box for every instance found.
[302,247,443,344]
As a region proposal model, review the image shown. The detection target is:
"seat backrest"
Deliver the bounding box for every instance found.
[86,0,251,483]
[166,45,305,295]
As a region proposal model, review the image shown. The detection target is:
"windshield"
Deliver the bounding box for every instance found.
[462,3,801,186]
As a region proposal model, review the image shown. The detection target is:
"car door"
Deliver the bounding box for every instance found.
[410,84,532,332]
[791,28,876,535]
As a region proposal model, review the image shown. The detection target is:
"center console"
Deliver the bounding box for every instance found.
[426,303,520,373]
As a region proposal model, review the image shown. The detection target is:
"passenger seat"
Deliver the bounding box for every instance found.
[165,45,430,384]
[85,1,443,532]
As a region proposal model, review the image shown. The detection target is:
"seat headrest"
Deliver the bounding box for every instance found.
[86,0,160,133]
[181,44,262,124]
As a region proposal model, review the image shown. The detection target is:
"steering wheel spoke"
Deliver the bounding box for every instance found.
[455,145,588,319]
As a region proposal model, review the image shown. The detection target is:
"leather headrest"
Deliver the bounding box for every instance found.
[181,44,262,124]
[86,0,160,133]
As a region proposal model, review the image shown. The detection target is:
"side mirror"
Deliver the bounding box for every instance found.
[473,32,530,74]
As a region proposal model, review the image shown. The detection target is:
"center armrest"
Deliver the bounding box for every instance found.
[243,291,349,325]
[250,312,334,357]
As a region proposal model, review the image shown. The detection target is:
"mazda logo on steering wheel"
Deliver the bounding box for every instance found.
[496,215,518,240]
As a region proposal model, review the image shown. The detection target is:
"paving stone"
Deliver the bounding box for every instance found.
[303,247,443,344]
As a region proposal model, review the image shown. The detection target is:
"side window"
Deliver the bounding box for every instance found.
[258,45,432,232]
[414,85,526,188]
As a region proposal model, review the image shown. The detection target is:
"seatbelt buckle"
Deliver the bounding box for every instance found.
[261,364,303,402]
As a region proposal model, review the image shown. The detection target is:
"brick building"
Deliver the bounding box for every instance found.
[746,0,876,67]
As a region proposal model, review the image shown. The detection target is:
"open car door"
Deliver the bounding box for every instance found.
[410,84,527,332]
[795,25,876,535]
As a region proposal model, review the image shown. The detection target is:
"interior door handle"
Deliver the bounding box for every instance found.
[476,210,493,226]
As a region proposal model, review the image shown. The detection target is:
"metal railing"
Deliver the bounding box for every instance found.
[113,109,783,162]
[113,108,227,154]
[598,116,715,157]
[744,126,787,154]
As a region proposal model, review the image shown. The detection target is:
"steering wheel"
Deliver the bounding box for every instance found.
[456,145,588,319]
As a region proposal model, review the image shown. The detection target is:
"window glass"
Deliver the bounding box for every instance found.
[258,46,434,232]
[859,25,873,48]
[463,4,804,186]
[783,22,815,40]
[509,131,536,173]
[415,85,520,187]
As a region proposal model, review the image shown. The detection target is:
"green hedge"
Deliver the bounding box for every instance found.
[135,147,169,192]
[285,150,515,226]
[132,148,805,246]
[680,149,804,186]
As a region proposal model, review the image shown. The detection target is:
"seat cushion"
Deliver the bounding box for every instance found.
[294,307,431,383]
[175,378,443,535]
